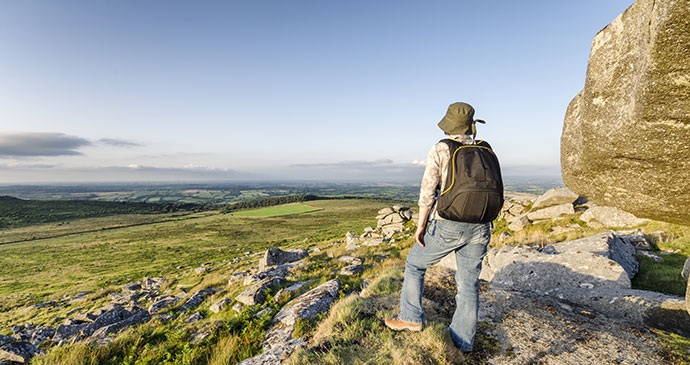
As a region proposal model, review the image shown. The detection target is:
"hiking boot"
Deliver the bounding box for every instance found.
[384,317,422,332]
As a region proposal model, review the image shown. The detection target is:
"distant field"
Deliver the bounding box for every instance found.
[230,203,320,217]
[0,199,389,328]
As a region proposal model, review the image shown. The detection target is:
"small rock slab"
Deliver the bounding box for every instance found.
[236,277,284,306]
[339,265,364,276]
[184,311,203,324]
[580,206,649,228]
[178,288,216,312]
[148,296,180,314]
[273,278,341,326]
[545,233,638,279]
[259,247,308,270]
[209,298,231,313]
[337,256,363,265]
[527,203,574,221]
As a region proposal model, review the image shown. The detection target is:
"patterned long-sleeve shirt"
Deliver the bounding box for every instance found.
[418,134,476,221]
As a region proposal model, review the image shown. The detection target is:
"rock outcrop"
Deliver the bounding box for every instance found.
[259,247,308,270]
[561,0,690,225]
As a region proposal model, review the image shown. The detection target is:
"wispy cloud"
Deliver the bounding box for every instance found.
[98,138,142,148]
[0,132,91,157]
[287,159,424,182]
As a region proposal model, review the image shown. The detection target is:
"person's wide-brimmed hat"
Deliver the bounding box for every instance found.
[437,102,486,137]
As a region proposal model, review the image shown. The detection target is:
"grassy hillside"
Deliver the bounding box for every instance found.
[0,199,387,328]
[0,195,205,229]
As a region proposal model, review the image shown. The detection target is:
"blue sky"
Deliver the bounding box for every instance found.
[0,0,635,183]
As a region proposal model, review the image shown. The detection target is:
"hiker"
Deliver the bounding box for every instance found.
[385,102,503,352]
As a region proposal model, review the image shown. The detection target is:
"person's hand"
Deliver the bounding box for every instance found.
[415,224,425,247]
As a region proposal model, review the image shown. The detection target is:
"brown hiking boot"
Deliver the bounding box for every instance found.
[384,317,422,332]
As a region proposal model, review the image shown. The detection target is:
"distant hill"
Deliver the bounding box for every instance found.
[0,196,208,229]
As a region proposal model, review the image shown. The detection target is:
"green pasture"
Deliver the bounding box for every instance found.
[0,199,386,328]
[229,203,320,217]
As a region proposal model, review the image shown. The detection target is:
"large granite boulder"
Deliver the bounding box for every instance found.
[477,246,631,291]
[544,232,638,278]
[561,0,690,225]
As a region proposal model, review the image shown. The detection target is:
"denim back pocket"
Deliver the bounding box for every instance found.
[435,222,465,247]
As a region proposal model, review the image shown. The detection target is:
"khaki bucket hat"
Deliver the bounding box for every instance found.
[437,102,486,137]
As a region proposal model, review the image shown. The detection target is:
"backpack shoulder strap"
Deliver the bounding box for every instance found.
[476,140,493,150]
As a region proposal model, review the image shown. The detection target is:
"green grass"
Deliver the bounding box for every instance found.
[229,203,320,217]
[0,199,385,328]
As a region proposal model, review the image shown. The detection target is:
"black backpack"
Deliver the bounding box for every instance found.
[436,139,504,223]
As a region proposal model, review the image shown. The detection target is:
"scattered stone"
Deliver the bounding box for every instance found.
[526,203,575,221]
[209,298,231,314]
[154,313,174,322]
[140,277,166,291]
[255,308,274,318]
[190,330,211,345]
[148,297,180,314]
[0,341,44,363]
[259,247,308,270]
[122,283,141,292]
[531,187,578,210]
[337,255,363,265]
[89,307,150,343]
[178,288,216,312]
[273,281,307,303]
[339,265,364,276]
[507,213,529,231]
[184,311,203,324]
[273,279,341,326]
[232,302,245,313]
[362,238,384,247]
[581,206,649,228]
[30,327,55,346]
[52,323,87,343]
[308,247,321,253]
[236,278,284,306]
[195,267,208,274]
[243,262,302,286]
[228,270,249,284]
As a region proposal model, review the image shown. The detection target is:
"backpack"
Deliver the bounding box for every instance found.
[436,139,504,223]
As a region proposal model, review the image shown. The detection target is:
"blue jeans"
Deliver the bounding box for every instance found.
[398,219,491,351]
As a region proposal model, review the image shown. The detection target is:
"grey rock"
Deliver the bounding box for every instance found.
[682,257,690,281]
[638,251,664,263]
[209,298,231,313]
[619,234,652,250]
[581,206,649,228]
[362,238,384,247]
[90,307,150,342]
[232,302,245,313]
[507,213,529,231]
[123,283,142,292]
[236,277,284,306]
[178,288,216,312]
[148,296,180,314]
[190,330,211,345]
[381,223,405,237]
[377,207,395,215]
[339,265,364,276]
[82,306,134,337]
[392,205,410,212]
[140,277,166,291]
[72,312,99,322]
[184,311,203,324]
[526,203,574,221]
[154,313,174,322]
[194,266,208,274]
[109,292,139,305]
[377,213,405,226]
[561,0,690,225]
[0,336,12,347]
[259,247,308,270]
[273,281,307,303]
[0,341,44,363]
[52,323,87,343]
[243,262,302,286]
[273,279,340,326]
[227,270,250,284]
[345,242,361,251]
[30,327,55,346]
[68,291,91,303]
[532,187,579,210]
[546,233,638,279]
[547,287,690,337]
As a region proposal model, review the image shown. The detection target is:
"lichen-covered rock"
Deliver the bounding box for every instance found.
[177,288,216,312]
[561,0,690,225]
[259,247,308,270]
[526,203,574,221]
[148,296,180,314]
[580,206,649,228]
[209,298,231,313]
[236,278,284,306]
[545,232,638,278]
[90,307,150,343]
[273,279,340,326]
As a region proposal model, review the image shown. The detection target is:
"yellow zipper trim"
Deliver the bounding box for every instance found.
[440,140,493,196]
